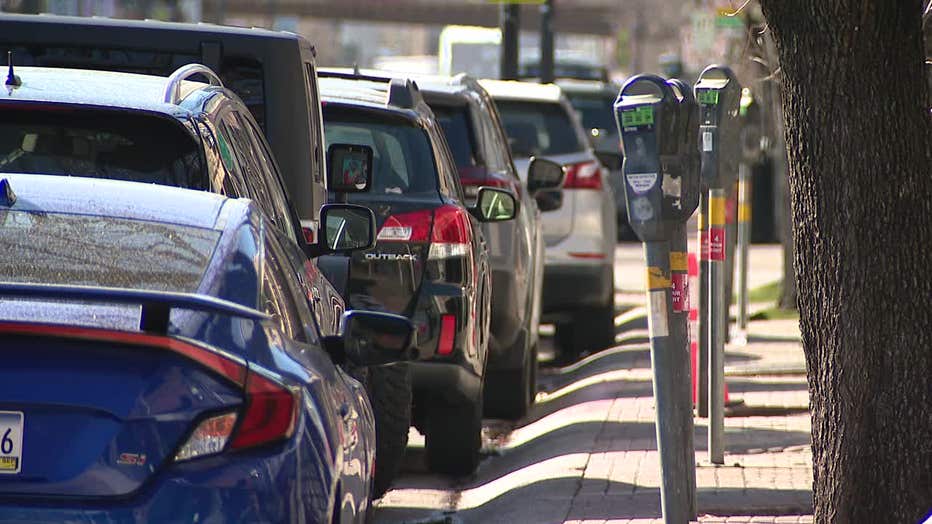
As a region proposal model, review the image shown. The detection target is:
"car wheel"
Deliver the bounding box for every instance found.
[361,364,412,498]
[483,335,534,421]
[425,388,482,476]
[555,304,616,361]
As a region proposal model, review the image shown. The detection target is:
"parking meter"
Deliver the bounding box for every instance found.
[614,74,681,242]
[694,65,741,190]
[665,78,701,221]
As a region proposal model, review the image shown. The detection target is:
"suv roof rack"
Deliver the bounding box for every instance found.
[163,63,223,105]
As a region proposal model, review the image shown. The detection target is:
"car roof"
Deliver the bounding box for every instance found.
[0,173,241,230]
[3,66,206,116]
[318,70,434,123]
[478,79,564,102]
[556,79,620,96]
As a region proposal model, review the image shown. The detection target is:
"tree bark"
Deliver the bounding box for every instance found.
[758,1,932,522]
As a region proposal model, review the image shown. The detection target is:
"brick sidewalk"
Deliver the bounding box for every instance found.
[558,317,813,523]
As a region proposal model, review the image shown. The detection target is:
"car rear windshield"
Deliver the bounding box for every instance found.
[566,93,618,134]
[0,210,220,293]
[430,104,478,168]
[323,112,439,196]
[495,100,584,157]
[0,106,207,190]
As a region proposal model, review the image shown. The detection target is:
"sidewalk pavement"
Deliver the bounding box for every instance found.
[559,314,812,524]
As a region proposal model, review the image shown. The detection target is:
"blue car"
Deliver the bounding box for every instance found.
[0,174,412,523]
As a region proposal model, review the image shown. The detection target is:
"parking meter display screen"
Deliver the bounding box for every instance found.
[623,131,659,174]
[620,106,654,128]
[697,90,719,105]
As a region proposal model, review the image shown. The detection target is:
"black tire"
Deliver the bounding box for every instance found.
[424,389,483,476]
[362,364,412,499]
[555,304,616,360]
[483,337,533,421]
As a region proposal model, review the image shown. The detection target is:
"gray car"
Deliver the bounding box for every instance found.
[414,73,561,420]
[481,79,618,360]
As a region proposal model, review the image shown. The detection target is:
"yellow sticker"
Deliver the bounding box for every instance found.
[738,203,751,223]
[697,211,705,230]
[710,196,726,226]
[0,457,18,471]
[670,252,688,272]
[646,266,671,290]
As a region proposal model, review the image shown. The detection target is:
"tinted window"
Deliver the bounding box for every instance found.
[0,210,218,292]
[0,107,207,189]
[262,239,305,342]
[431,104,478,168]
[10,45,267,131]
[496,101,585,157]
[324,114,439,196]
[238,114,299,243]
[566,93,617,132]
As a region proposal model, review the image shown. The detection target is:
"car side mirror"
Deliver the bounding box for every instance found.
[306,203,376,258]
[333,310,416,367]
[534,189,563,212]
[471,187,518,222]
[526,157,565,194]
[327,143,373,193]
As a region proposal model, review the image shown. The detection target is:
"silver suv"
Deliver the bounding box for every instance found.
[481,79,617,359]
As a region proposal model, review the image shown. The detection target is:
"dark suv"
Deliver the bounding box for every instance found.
[0,64,366,334]
[319,72,518,476]
[412,73,564,420]
[0,13,327,236]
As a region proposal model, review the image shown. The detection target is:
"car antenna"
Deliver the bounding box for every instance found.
[5,51,21,87]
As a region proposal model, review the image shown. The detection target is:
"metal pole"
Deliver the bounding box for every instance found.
[734,163,752,344]
[499,4,520,80]
[708,188,727,464]
[696,192,710,418]
[539,0,555,84]
[669,222,697,520]
[644,239,692,524]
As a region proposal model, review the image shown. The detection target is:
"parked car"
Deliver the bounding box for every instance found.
[319,71,519,476]
[481,79,618,359]
[413,73,564,420]
[0,64,352,335]
[557,78,633,240]
[0,172,411,523]
[0,12,328,239]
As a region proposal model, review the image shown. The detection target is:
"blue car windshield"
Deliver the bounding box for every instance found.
[0,210,220,293]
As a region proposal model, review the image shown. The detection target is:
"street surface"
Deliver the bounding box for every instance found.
[372,243,813,524]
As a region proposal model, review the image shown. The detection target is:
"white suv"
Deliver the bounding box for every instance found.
[481,79,617,359]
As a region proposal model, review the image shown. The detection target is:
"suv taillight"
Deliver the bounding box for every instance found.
[377,209,433,242]
[563,160,603,190]
[429,204,472,260]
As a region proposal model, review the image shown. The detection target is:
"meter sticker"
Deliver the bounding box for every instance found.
[702,132,713,152]
[698,90,719,105]
[646,266,671,290]
[700,230,710,261]
[710,227,726,261]
[671,273,689,313]
[630,196,654,222]
[648,290,669,338]
[661,174,682,198]
[626,172,658,194]
[621,106,654,127]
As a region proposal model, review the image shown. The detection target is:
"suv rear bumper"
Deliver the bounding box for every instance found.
[542,263,613,316]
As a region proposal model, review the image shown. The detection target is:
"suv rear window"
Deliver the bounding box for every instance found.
[430,105,478,168]
[0,107,207,190]
[495,100,585,157]
[323,112,438,196]
[566,93,617,133]
[0,210,219,293]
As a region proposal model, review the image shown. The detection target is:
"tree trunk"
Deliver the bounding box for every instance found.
[758,1,932,522]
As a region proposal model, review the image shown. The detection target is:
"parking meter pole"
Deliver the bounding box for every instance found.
[724,183,738,344]
[734,163,752,343]
[708,188,727,465]
[669,222,697,519]
[696,193,710,418]
[645,240,692,524]
[499,4,520,80]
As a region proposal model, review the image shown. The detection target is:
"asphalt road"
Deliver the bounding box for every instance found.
[370,242,785,524]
